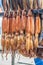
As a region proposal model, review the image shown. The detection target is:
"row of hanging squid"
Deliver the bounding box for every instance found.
[1,9,42,59]
[2,0,43,11]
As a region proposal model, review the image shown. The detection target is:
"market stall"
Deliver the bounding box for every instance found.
[0,0,43,65]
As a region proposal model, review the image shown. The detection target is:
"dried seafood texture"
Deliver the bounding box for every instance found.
[2,14,9,33]
[35,15,41,34]
[22,0,27,9]
[19,34,25,49]
[15,33,25,50]
[2,0,7,10]
[29,0,33,9]
[9,12,13,33]
[37,0,43,9]
[10,0,18,10]
[41,0,43,9]
[33,0,38,9]
[34,34,39,48]
[30,16,34,35]
[7,0,10,10]
[19,34,26,55]
[15,11,21,32]
[26,0,30,9]
[16,35,20,49]
[1,34,5,56]
[11,12,16,33]
[26,34,31,52]
[30,35,33,50]
[21,10,27,31]
[2,0,10,10]
[10,34,16,54]
[5,34,10,59]
[26,11,31,33]
[14,33,19,50]
[18,0,23,10]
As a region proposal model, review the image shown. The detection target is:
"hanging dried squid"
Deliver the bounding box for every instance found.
[5,34,11,60]
[33,0,38,9]
[25,10,31,53]
[34,15,41,49]
[2,12,9,33]
[29,0,34,9]
[35,15,41,34]
[15,10,21,32]
[21,10,27,31]
[2,12,9,59]
[34,34,39,48]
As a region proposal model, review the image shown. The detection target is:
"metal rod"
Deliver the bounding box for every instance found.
[12,52,16,65]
